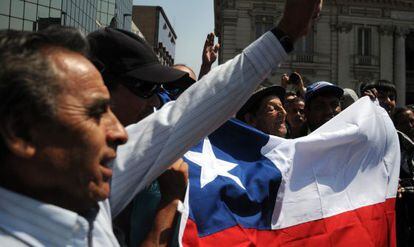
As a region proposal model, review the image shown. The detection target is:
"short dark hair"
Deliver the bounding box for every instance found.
[0,27,88,159]
[360,79,397,98]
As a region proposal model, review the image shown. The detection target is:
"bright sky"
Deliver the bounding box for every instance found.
[133,0,216,77]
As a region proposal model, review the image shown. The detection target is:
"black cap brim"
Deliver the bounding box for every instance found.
[236,86,286,120]
[163,74,197,90]
[124,63,188,84]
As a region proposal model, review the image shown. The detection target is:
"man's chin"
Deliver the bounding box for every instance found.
[275,125,287,137]
[88,181,111,202]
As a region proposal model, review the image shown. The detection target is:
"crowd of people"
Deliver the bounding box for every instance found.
[0,0,412,246]
[238,70,414,247]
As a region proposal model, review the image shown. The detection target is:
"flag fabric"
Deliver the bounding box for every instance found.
[178,97,400,247]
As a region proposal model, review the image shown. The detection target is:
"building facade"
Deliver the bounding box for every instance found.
[214,0,414,105]
[132,6,177,66]
[0,0,132,33]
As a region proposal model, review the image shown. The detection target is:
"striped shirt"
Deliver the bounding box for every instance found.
[0,31,287,246]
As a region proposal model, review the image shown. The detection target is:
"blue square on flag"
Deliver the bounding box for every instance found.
[184,119,282,236]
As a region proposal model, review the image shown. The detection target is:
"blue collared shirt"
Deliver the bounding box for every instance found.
[0,187,119,246]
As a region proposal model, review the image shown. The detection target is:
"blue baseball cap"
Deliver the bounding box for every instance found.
[305,81,344,103]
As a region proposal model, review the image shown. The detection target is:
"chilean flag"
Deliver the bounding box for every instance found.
[179,97,400,246]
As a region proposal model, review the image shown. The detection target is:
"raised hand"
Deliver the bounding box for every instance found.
[277,0,323,42]
[202,33,220,66]
[281,73,289,89]
[158,158,188,201]
[199,33,220,79]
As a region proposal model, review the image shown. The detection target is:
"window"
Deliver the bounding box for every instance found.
[295,30,314,54]
[50,9,61,18]
[23,20,35,31]
[25,3,37,21]
[38,5,50,18]
[0,0,10,15]
[255,16,273,39]
[358,27,371,56]
[10,0,23,18]
[0,15,9,29]
[10,17,23,30]
[101,1,108,12]
[51,0,62,9]
[39,0,51,7]
[294,29,314,63]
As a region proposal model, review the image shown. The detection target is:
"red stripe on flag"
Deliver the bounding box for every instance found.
[182,198,396,247]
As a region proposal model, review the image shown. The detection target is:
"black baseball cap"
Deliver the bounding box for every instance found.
[87,27,188,84]
[236,86,286,120]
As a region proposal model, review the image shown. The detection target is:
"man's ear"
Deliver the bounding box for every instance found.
[244,113,257,127]
[0,122,35,159]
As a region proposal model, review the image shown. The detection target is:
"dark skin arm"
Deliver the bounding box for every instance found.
[292,72,306,98]
[140,159,188,247]
[199,33,220,80]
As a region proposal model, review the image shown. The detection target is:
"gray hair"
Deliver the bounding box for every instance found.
[0,26,89,159]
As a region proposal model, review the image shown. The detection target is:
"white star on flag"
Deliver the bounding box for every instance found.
[185,138,246,190]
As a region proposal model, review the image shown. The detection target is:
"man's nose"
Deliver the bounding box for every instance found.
[281,107,287,118]
[107,111,128,146]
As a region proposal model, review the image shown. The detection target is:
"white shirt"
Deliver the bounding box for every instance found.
[0,31,287,246]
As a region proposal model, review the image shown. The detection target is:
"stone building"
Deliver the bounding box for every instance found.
[214,0,414,105]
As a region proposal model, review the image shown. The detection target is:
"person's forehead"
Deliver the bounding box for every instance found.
[260,95,283,105]
[286,100,304,109]
[312,94,339,103]
[263,94,282,102]
[377,88,396,95]
[293,100,305,107]
[48,48,108,97]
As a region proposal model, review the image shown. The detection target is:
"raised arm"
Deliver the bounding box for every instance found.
[110,0,324,217]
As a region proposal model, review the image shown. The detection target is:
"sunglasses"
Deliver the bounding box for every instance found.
[122,80,161,99]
